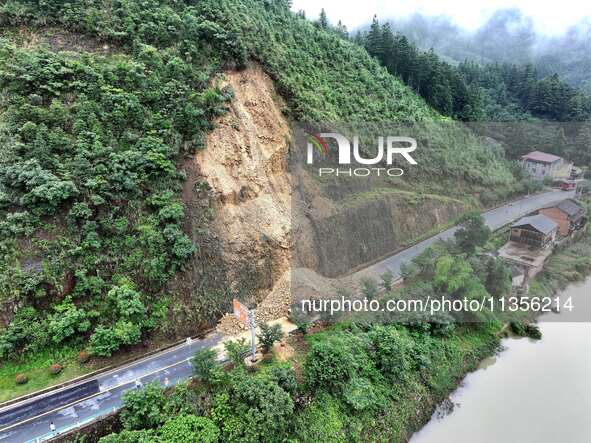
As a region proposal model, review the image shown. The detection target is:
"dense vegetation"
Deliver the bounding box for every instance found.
[381,10,591,95]
[354,16,591,123]
[96,215,516,442]
[0,41,233,360]
[0,0,244,361]
[458,62,591,121]
[96,211,591,442]
[94,322,499,442]
[0,0,527,366]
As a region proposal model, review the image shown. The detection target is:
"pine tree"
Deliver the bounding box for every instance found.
[318,8,328,30]
[366,15,384,61]
[381,23,395,69]
[335,20,348,39]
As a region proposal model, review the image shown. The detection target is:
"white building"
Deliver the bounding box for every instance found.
[521,151,571,180]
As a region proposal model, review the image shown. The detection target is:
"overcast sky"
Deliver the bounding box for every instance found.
[291,0,591,35]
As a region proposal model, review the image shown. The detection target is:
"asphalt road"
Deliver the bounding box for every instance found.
[369,189,575,277]
[0,334,221,443]
[0,189,574,443]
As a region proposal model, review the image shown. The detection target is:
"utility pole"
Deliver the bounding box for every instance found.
[248,309,257,362]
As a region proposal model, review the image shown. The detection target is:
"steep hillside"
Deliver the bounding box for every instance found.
[169,64,293,333]
[0,0,524,365]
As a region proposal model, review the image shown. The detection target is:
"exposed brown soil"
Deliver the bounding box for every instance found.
[172,63,468,335]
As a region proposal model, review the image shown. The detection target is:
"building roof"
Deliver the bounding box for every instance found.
[521,151,562,163]
[555,199,584,218]
[512,214,558,235]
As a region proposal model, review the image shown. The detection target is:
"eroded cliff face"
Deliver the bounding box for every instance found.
[197,65,293,321]
[294,190,465,277]
[170,64,466,334]
[169,65,293,333]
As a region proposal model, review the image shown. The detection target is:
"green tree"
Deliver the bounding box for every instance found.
[454,212,491,254]
[192,349,223,386]
[224,338,249,367]
[107,284,146,322]
[212,373,294,443]
[120,382,167,430]
[433,254,487,300]
[335,20,348,39]
[360,277,379,300]
[366,15,384,60]
[317,8,328,29]
[485,257,511,297]
[380,270,394,291]
[257,322,284,353]
[88,320,142,357]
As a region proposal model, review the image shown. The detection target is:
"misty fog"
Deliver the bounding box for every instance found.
[364,9,591,93]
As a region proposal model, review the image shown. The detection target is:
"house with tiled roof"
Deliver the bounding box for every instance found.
[538,199,587,236]
[521,151,572,179]
[510,214,558,248]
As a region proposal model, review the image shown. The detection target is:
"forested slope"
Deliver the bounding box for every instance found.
[0,0,521,364]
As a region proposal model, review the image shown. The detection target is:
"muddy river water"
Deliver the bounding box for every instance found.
[411,277,591,443]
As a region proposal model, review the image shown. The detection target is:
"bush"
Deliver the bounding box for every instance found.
[15,373,29,385]
[99,429,159,443]
[343,377,381,411]
[257,322,283,354]
[159,415,220,443]
[269,366,298,394]
[224,338,249,367]
[360,278,379,300]
[509,320,527,336]
[77,350,90,364]
[121,382,167,430]
[163,381,204,417]
[368,325,412,382]
[49,363,63,375]
[47,302,91,345]
[524,324,542,340]
[88,321,143,357]
[192,349,223,386]
[304,340,353,394]
[293,394,347,443]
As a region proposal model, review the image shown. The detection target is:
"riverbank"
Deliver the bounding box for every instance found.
[411,277,591,443]
[407,224,591,442]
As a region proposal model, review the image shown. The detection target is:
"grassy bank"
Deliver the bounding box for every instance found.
[0,349,89,404]
[290,322,501,441]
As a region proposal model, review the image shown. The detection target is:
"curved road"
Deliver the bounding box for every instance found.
[369,189,575,277]
[0,189,575,443]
